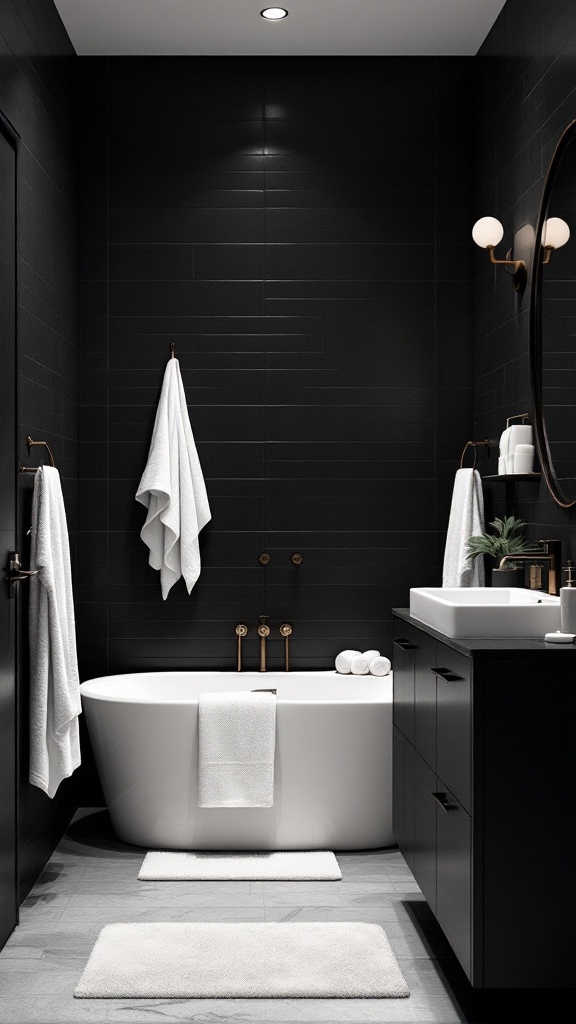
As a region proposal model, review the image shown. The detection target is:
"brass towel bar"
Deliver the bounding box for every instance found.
[459,438,494,470]
[19,436,56,474]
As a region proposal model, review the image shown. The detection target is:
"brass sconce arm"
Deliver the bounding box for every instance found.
[486,245,527,291]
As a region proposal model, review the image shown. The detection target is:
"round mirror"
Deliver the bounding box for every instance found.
[531,118,576,508]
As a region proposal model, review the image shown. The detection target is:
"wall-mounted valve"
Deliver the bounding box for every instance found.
[257,615,271,673]
[279,623,293,671]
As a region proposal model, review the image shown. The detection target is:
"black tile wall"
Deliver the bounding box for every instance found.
[77,54,473,700]
[0,0,78,899]
[474,0,576,554]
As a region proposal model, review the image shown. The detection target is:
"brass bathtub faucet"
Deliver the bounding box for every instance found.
[234,618,293,671]
[257,615,270,672]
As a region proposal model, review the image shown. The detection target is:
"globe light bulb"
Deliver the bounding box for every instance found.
[472,217,505,248]
[543,216,570,249]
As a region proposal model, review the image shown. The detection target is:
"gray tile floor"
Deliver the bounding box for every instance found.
[0,810,562,1023]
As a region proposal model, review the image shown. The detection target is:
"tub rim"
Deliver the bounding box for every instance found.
[79,669,393,706]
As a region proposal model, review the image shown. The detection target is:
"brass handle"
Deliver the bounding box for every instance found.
[235,623,248,672]
[431,667,464,682]
[279,623,292,672]
[257,624,270,638]
[290,552,303,565]
[259,552,271,565]
[393,638,418,651]
[431,792,456,813]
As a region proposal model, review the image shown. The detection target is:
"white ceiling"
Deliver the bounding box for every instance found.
[54,1,507,56]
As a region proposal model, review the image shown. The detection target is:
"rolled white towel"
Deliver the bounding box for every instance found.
[350,652,377,675]
[335,650,361,674]
[370,655,391,677]
[362,649,380,662]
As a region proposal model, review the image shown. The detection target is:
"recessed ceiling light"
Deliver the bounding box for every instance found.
[261,8,289,20]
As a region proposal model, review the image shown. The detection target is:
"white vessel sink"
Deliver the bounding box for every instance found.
[410,587,561,639]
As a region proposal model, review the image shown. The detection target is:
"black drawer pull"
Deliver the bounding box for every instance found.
[431,791,456,813]
[394,638,418,651]
[431,666,464,682]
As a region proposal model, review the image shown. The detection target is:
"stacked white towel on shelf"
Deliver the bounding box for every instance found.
[498,423,533,474]
[335,650,391,677]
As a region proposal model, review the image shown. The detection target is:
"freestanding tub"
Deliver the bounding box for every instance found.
[80,670,393,850]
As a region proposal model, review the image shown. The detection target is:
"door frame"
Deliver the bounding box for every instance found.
[0,105,20,947]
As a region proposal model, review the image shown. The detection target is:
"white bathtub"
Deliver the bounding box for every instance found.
[80,670,393,851]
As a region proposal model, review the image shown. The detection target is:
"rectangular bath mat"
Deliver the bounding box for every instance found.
[138,850,342,881]
[75,922,409,998]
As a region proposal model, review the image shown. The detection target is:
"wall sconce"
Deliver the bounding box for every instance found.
[542,217,570,263]
[472,216,527,292]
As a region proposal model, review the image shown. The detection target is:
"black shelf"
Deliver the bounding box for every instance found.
[481,473,541,481]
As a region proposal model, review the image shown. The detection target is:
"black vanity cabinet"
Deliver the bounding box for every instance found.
[392,610,576,989]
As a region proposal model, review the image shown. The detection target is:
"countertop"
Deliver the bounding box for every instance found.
[393,608,576,659]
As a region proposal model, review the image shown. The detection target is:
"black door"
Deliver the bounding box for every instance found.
[0,115,18,950]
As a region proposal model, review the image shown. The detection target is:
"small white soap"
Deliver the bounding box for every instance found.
[544,631,576,643]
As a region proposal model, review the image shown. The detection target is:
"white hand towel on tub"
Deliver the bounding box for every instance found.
[136,356,211,599]
[198,691,277,808]
[442,468,485,587]
[29,466,81,798]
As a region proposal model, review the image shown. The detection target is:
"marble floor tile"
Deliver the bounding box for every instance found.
[1,807,534,1023]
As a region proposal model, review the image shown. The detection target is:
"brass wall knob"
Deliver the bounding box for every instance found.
[290,552,303,565]
[279,623,293,637]
[257,624,270,638]
[259,552,271,565]
[235,623,248,637]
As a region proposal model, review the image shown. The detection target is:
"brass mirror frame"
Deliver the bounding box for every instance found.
[530,118,576,509]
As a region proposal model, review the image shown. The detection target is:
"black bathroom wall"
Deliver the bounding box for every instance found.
[0,1,78,899]
[474,0,576,552]
[77,56,473,691]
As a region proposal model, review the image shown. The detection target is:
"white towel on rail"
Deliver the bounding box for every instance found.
[136,357,211,599]
[442,468,485,587]
[198,691,277,808]
[29,466,81,799]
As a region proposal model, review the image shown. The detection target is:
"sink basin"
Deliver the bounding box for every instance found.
[410,587,561,639]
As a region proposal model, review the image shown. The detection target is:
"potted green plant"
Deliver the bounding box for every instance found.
[467,516,531,587]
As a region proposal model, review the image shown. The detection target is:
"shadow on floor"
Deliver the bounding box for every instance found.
[66,808,144,855]
[405,901,571,1023]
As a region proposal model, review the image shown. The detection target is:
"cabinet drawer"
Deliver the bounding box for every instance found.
[414,630,437,770]
[414,751,437,914]
[392,620,421,744]
[393,726,415,873]
[434,644,471,812]
[436,786,471,981]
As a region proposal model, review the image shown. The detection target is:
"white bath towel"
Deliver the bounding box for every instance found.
[136,357,211,599]
[370,655,391,677]
[335,649,361,674]
[198,691,277,808]
[29,467,81,798]
[442,468,485,587]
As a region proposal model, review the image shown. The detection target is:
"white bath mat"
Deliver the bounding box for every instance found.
[74,922,409,998]
[138,850,342,881]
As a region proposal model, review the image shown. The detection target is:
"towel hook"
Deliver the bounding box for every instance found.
[170,342,176,359]
[6,552,39,598]
[459,438,493,470]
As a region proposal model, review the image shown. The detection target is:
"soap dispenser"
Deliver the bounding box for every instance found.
[560,560,576,633]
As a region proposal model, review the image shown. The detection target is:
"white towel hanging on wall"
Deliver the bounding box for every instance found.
[136,355,211,599]
[29,466,81,798]
[442,468,485,587]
